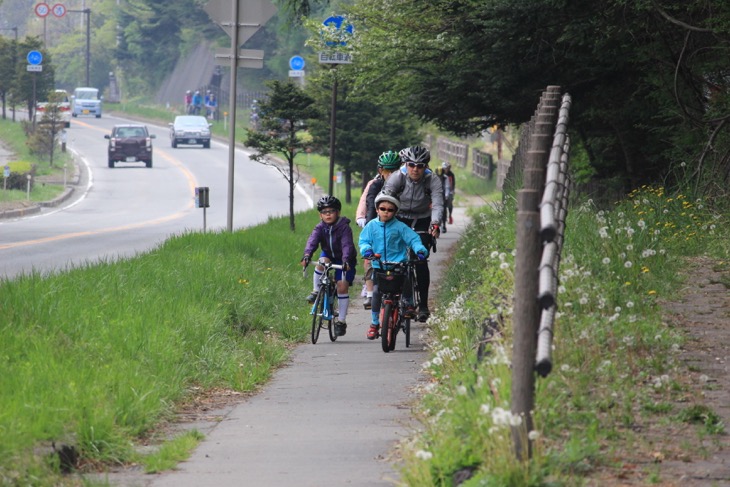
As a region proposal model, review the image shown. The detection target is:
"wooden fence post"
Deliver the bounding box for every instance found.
[510,86,561,460]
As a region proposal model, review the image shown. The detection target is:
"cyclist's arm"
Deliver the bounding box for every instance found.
[402,225,428,258]
[429,173,445,226]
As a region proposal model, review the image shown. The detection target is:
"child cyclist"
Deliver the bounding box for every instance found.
[300,195,357,337]
[355,150,403,310]
[359,190,428,340]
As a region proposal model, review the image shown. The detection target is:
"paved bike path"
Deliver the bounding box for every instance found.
[133,208,468,487]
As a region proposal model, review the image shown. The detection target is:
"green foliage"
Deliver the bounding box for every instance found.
[400,185,729,484]
[345,0,730,196]
[306,71,421,189]
[245,80,319,230]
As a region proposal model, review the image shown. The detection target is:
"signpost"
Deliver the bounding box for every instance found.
[27,51,43,124]
[319,16,354,196]
[204,0,278,232]
[288,55,305,83]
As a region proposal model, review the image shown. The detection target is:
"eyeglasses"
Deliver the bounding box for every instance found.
[407,162,426,169]
[378,207,396,213]
[319,209,337,215]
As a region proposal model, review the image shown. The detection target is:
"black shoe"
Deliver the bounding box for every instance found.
[335,321,347,336]
[417,308,430,322]
[363,297,372,310]
[305,291,318,304]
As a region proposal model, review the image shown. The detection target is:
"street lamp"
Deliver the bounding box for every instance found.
[0,26,19,121]
[67,8,91,86]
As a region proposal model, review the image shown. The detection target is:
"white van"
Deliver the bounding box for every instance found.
[71,87,102,118]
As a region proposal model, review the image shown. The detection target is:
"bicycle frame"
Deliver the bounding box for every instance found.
[308,260,343,344]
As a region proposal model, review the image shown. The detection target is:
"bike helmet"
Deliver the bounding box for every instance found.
[374,190,401,210]
[399,145,431,165]
[377,151,401,170]
[442,161,451,170]
[316,195,342,212]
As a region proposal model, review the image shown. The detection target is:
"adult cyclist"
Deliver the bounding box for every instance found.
[382,145,443,322]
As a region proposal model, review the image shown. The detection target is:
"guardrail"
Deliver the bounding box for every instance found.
[509,86,572,461]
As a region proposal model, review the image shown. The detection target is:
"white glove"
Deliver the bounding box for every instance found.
[357,218,366,228]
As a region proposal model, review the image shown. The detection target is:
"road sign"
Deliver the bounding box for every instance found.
[34,2,50,17]
[289,55,305,71]
[27,51,43,65]
[52,3,66,17]
[323,15,353,46]
[27,65,43,72]
[288,70,304,77]
[204,0,277,45]
[318,52,352,64]
[3,166,9,178]
[214,48,264,69]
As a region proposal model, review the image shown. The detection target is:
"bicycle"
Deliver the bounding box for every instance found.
[305,259,343,344]
[370,255,424,353]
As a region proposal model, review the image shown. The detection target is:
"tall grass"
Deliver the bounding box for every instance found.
[399,186,729,485]
[0,208,331,484]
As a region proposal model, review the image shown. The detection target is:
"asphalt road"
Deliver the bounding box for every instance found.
[0,113,313,279]
[98,207,468,487]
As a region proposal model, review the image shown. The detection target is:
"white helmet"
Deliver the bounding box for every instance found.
[374,190,400,210]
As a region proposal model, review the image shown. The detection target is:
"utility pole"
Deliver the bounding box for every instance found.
[67,8,91,86]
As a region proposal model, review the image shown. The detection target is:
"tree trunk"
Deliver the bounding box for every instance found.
[288,155,296,231]
[345,168,352,204]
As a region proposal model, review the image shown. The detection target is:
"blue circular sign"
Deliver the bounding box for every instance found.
[323,15,354,46]
[27,50,43,65]
[289,55,305,71]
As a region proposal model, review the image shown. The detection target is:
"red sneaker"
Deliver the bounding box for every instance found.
[367,325,380,340]
[449,216,453,224]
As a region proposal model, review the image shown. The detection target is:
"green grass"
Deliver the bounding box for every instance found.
[0,208,331,483]
[0,119,71,203]
[142,430,205,474]
[398,185,730,485]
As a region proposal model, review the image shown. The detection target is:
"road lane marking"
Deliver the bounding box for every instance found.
[1,125,199,249]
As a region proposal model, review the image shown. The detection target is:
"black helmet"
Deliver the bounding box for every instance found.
[399,145,431,165]
[374,189,401,210]
[316,195,342,212]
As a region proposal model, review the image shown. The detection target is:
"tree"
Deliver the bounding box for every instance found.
[27,90,68,168]
[0,35,17,120]
[307,71,420,203]
[346,0,730,195]
[245,80,320,231]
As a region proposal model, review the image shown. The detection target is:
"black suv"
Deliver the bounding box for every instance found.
[105,124,156,168]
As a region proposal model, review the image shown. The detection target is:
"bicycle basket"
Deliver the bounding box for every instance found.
[375,268,406,294]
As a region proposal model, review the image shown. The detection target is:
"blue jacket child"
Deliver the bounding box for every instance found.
[359,191,428,340]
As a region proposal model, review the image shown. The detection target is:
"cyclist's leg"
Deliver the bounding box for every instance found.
[414,218,432,316]
[334,265,355,336]
[368,280,382,339]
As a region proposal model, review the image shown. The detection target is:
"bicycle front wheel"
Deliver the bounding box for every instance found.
[381,302,399,352]
[328,286,338,342]
[311,290,325,344]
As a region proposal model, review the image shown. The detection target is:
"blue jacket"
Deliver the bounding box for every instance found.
[359,217,428,269]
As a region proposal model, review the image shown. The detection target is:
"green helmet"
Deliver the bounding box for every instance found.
[377,151,401,170]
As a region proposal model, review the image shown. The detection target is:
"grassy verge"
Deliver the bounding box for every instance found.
[399,186,729,485]
[0,207,337,484]
[0,119,71,203]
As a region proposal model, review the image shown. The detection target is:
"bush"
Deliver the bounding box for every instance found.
[5,161,36,191]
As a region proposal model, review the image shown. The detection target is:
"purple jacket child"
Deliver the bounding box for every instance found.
[303,216,357,269]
